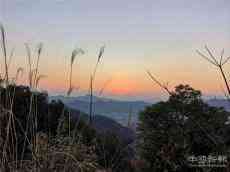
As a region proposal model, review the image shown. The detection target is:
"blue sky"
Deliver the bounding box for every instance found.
[1,0,229,41]
[0,0,230,101]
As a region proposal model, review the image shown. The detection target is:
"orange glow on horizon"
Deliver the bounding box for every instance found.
[25,64,230,98]
[105,74,149,96]
[38,74,225,96]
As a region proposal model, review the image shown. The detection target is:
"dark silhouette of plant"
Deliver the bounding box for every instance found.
[89,45,105,124]
[48,100,65,135]
[196,46,230,97]
[0,24,9,84]
[95,131,132,172]
[0,85,49,161]
[138,84,230,172]
[67,48,84,96]
[0,24,133,171]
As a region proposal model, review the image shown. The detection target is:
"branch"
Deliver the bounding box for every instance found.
[220,48,224,65]
[222,56,230,66]
[146,70,172,95]
[196,50,218,66]
[205,45,219,65]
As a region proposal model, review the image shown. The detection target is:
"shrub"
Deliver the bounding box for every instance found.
[137,84,230,171]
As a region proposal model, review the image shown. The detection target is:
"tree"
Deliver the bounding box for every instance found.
[137,84,230,171]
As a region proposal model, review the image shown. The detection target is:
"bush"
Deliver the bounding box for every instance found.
[137,84,230,171]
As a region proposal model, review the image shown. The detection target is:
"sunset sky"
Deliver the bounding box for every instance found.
[0,0,230,102]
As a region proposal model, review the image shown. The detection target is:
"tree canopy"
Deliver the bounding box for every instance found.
[138,84,230,171]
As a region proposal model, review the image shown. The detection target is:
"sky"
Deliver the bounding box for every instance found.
[0,0,230,102]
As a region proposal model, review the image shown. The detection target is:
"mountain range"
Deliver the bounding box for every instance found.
[51,95,230,126]
[206,98,230,111]
[50,95,151,127]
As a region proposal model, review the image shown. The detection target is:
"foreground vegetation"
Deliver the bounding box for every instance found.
[138,84,230,171]
[1,24,230,172]
[0,24,133,171]
[0,84,135,171]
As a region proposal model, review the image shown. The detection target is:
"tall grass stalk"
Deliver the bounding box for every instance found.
[25,43,32,87]
[67,48,84,139]
[0,24,9,85]
[89,45,105,124]
[20,43,44,165]
[67,48,84,96]
[127,105,133,128]
[33,43,43,88]
[0,24,19,169]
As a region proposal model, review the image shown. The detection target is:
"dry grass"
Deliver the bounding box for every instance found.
[0,24,98,171]
[0,24,133,172]
[89,46,106,124]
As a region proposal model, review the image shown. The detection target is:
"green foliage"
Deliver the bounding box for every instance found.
[138,84,230,171]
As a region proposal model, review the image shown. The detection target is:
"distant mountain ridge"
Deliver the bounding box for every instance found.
[51,95,230,127]
[50,95,151,126]
[206,99,230,111]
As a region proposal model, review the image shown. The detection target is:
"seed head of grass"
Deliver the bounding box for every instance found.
[71,48,84,66]
[0,24,6,57]
[25,43,31,66]
[97,45,105,63]
[15,67,24,82]
[37,43,43,57]
[0,23,9,84]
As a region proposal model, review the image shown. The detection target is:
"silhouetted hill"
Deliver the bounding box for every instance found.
[68,108,135,144]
